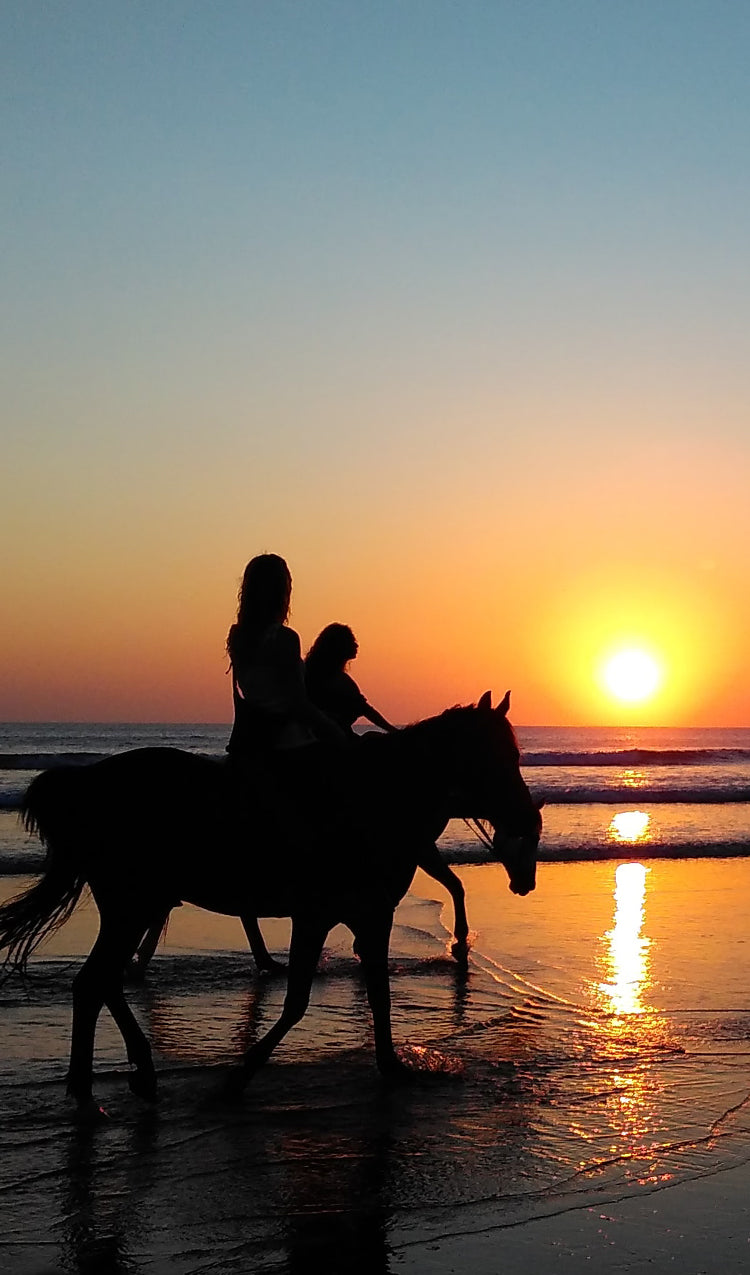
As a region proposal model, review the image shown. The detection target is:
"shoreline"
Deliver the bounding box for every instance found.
[2,845,750,878]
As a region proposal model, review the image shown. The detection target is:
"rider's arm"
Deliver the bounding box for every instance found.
[361,703,398,733]
[339,672,397,733]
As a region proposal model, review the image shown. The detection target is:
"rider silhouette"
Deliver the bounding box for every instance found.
[129,556,346,977]
[226,555,344,758]
[304,624,397,737]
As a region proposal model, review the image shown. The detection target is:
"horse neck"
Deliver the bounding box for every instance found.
[374,715,459,799]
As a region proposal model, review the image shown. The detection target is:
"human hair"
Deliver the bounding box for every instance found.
[226,554,292,663]
[305,623,358,679]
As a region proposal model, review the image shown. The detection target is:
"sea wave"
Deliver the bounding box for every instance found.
[522,747,750,767]
[0,852,45,874]
[0,749,224,770]
[527,785,750,804]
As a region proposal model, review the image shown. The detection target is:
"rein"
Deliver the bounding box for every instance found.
[462,817,494,851]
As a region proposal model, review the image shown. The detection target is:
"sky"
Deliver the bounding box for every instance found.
[2,1,749,726]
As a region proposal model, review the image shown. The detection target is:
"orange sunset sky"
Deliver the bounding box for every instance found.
[3,3,749,727]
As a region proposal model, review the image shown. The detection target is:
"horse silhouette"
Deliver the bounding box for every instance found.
[0,691,541,1117]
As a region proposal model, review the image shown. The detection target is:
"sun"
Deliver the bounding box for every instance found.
[600,648,663,704]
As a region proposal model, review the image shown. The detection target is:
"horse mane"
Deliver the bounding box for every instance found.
[402,704,477,739]
[365,701,519,756]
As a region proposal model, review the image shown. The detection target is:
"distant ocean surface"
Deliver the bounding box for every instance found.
[0,721,748,874]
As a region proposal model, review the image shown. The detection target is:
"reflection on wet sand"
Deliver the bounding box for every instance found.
[599,861,651,1016]
[280,1117,391,1275]
[52,1048,540,1275]
[61,1111,159,1274]
[591,861,673,1176]
[144,975,278,1064]
[141,963,383,1068]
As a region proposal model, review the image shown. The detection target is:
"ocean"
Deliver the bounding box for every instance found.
[1,721,749,873]
[1,721,749,1272]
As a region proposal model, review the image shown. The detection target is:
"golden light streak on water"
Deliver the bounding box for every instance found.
[589,862,666,1164]
[599,862,651,1016]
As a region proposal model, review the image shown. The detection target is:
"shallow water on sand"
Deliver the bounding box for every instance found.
[1,860,749,1273]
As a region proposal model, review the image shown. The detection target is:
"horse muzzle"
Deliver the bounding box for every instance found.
[493,831,538,896]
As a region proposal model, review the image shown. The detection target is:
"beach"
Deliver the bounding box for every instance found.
[7,1,750,1267]
[2,855,749,1273]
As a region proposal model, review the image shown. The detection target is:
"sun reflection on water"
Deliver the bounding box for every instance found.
[620,768,647,789]
[588,861,668,1168]
[600,862,651,1015]
[608,810,651,844]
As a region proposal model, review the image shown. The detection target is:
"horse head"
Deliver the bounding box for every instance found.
[452,690,543,897]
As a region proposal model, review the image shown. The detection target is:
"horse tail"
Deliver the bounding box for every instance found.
[0,768,89,977]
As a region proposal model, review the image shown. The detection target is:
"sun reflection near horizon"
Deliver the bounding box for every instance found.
[608,810,651,844]
[620,768,647,790]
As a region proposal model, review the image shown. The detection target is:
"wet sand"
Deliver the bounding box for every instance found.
[1,859,749,1273]
[396,1162,750,1272]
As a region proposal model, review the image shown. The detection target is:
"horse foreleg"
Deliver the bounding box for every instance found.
[240,914,285,974]
[416,843,469,960]
[228,915,328,1092]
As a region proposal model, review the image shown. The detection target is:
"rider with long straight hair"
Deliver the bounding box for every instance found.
[226,554,342,757]
[130,555,344,978]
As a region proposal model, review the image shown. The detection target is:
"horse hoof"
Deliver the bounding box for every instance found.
[128,1069,158,1103]
[124,960,147,984]
[451,938,470,964]
[377,1056,417,1086]
[220,1069,248,1102]
[74,1098,110,1124]
[256,958,286,976]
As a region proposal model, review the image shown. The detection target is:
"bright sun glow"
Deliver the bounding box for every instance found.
[609,811,651,843]
[601,648,662,703]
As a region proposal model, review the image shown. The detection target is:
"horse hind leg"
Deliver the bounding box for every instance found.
[105,986,157,1102]
[68,912,153,1115]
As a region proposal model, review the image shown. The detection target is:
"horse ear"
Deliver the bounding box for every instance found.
[496,690,511,716]
[478,691,492,711]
